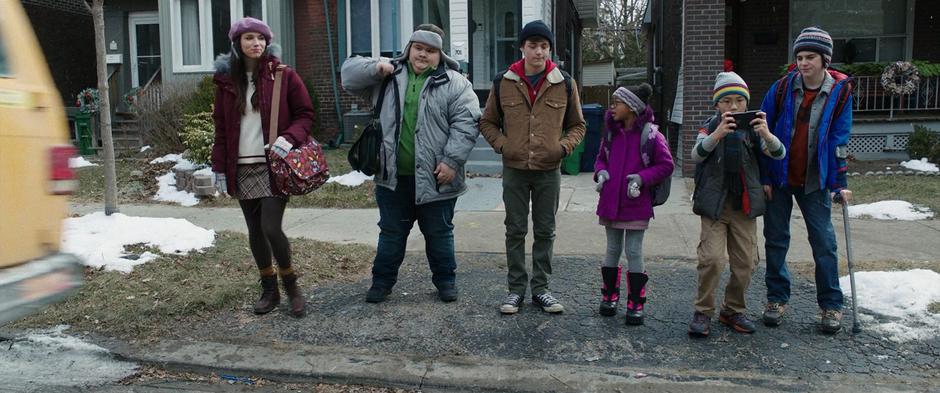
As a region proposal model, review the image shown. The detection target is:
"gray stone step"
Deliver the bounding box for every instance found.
[468,146,500,161]
[465,134,502,175]
[465,161,502,175]
[475,134,492,147]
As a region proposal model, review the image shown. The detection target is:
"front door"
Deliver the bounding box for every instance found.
[470,0,521,91]
[128,12,160,87]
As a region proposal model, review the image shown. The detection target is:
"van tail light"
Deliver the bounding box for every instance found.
[50,145,77,195]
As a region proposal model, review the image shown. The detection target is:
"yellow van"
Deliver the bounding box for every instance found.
[0,1,83,326]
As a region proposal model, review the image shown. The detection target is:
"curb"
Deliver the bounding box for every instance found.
[101,339,815,393]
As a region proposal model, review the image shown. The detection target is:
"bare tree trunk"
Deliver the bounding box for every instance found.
[89,0,119,215]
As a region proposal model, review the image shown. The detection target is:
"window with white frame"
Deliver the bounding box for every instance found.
[413,0,450,53]
[171,0,268,72]
[347,0,401,58]
[790,0,912,64]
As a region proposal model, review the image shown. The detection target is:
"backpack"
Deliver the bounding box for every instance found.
[601,121,671,207]
[492,69,574,130]
[640,123,671,206]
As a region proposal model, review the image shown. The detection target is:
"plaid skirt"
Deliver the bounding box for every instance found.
[235,163,276,200]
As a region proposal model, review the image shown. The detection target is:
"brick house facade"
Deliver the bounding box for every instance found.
[678,0,725,177]
[647,0,940,177]
[293,0,367,145]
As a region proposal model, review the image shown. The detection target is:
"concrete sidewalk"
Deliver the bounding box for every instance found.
[71,173,940,263]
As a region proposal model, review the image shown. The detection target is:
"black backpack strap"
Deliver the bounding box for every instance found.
[372,75,393,121]
[492,73,505,127]
[561,70,573,132]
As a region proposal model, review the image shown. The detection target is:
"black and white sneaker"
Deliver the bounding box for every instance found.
[532,293,564,313]
[500,293,524,314]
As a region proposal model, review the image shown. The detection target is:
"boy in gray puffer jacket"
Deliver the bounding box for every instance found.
[341,24,480,304]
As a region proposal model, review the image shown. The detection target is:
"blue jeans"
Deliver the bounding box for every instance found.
[763,185,843,310]
[372,176,457,290]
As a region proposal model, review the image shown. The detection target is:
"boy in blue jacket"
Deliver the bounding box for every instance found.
[759,27,853,334]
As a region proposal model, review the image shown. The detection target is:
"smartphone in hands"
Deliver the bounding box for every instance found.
[730,110,760,131]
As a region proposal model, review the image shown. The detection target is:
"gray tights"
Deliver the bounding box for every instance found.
[604,227,645,272]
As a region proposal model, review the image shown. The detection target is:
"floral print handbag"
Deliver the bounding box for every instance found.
[267,65,329,195]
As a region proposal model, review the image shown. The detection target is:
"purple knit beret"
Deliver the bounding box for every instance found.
[228,17,273,43]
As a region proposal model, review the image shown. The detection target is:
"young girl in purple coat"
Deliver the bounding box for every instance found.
[594,84,675,325]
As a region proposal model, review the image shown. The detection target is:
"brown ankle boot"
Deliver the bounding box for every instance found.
[281,273,306,318]
[254,275,280,314]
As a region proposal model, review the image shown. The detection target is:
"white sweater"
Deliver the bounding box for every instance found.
[238,72,266,164]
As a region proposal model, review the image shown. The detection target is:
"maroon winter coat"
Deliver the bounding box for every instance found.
[210,54,315,195]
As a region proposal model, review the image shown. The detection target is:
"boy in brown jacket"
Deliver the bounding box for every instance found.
[479,20,586,315]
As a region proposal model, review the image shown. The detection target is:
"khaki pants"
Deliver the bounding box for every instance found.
[694,199,758,317]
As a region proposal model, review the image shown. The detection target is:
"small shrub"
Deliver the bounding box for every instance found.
[180,112,215,165]
[139,84,189,154]
[182,75,215,116]
[930,144,940,165]
[139,76,215,155]
[908,124,939,161]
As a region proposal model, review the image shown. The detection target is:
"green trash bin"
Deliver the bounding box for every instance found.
[561,138,585,175]
[74,112,94,155]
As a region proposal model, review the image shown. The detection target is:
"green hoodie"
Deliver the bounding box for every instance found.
[397,62,435,176]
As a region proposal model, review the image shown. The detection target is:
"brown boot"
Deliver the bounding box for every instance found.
[254,275,280,314]
[281,273,306,318]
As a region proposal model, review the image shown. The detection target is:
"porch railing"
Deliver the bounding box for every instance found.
[853,75,940,119]
[138,69,162,113]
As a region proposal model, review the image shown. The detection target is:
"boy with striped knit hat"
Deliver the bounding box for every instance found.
[688,72,786,337]
[759,26,854,334]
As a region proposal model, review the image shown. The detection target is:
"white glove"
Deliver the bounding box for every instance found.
[214,172,228,196]
[626,174,642,199]
[270,136,292,159]
[595,170,610,193]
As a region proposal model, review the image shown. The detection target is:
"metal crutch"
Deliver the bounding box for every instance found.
[840,198,862,334]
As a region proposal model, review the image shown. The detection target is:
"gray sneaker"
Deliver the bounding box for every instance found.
[533,293,564,313]
[500,293,524,314]
[762,302,787,327]
[819,309,843,334]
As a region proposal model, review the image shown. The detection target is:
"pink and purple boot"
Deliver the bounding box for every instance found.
[600,266,621,316]
[625,271,649,325]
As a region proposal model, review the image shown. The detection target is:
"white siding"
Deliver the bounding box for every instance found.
[401,0,414,49]
[449,0,469,61]
[522,0,551,27]
[582,62,615,86]
[542,0,552,26]
[470,0,488,88]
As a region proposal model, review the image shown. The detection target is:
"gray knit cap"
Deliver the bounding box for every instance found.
[612,87,646,115]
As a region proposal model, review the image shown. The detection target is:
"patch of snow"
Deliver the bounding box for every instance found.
[194,167,214,177]
[326,171,373,187]
[153,172,200,207]
[69,156,97,168]
[0,325,138,390]
[841,269,940,342]
[61,212,215,273]
[149,153,196,170]
[900,158,939,172]
[140,145,152,153]
[149,153,182,164]
[847,200,933,220]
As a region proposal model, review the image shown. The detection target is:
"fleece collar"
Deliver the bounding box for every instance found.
[504,58,562,84]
